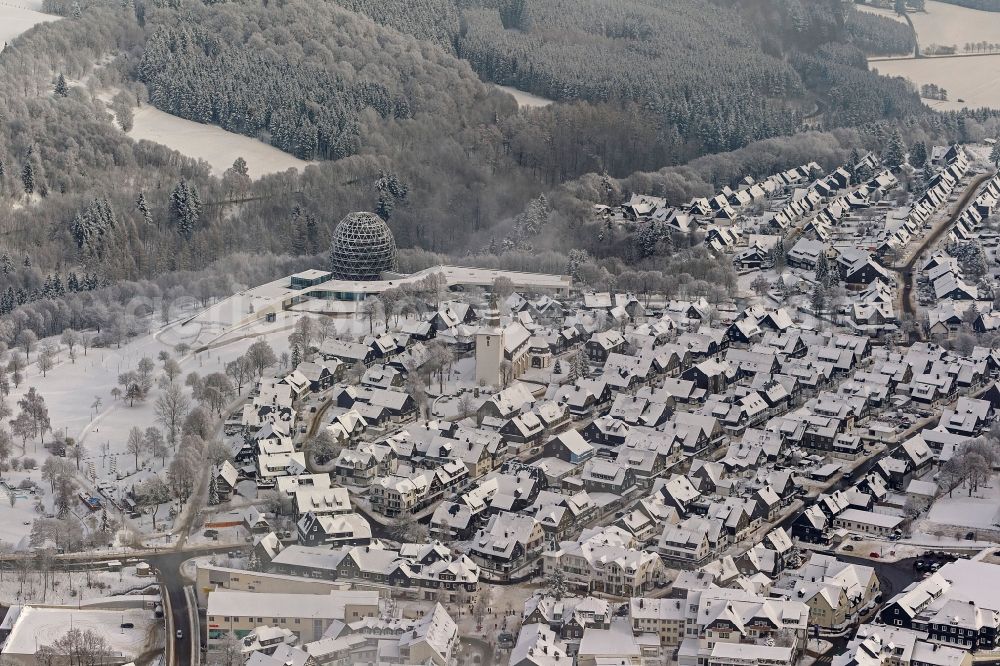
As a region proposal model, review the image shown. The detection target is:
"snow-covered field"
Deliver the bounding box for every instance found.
[927,478,1000,530]
[861,1,1000,110]
[0,485,43,548]
[0,2,58,47]
[0,302,329,545]
[910,1,1000,48]
[860,1,1000,47]
[126,104,314,178]
[495,85,554,109]
[3,606,155,658]
[873,55,1000,110]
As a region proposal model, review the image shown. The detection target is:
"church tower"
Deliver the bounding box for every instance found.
[475,294,504,387]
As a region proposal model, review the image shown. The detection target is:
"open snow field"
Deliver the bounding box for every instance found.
[859,1,1000,47]
[127,104,314,178]
[927,478,1000,530]
[861,1,1000,110]
[0,2,58,47]
[910,1,1000,48]
[874,55,1000,110]
[495,85,554,109]
[0,489,43,548]
[3,606,155,658]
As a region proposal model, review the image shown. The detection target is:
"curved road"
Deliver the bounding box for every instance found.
[0,543,236,666]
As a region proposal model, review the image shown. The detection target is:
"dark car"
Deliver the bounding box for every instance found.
[121,623,134,629]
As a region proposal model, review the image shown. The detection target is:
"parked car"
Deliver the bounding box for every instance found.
[869,552,880,559]
[843,544,854,551]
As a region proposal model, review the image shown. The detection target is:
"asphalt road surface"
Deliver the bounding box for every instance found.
[147,544,236,666]
[775,444,897,535]
[149,550,195,666]
[837,554,921,600]
[893,171,993,320]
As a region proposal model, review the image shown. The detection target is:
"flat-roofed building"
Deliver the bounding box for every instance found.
[206,590,379,645]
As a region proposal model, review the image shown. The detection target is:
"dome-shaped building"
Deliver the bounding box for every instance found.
[329,212,398,281]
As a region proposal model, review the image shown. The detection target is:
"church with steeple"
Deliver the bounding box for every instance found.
[475,295,532,387]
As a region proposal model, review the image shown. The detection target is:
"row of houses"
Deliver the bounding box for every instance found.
[511,583,811,666]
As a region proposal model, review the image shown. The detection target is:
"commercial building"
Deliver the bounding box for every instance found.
[205,590,379,645]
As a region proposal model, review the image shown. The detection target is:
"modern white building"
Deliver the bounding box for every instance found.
[192,265,571,332]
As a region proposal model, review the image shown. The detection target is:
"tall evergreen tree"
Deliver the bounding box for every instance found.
[811,282,826,316]
[169,179,201,240]
[207,473,219,505]
[883,129,905,167]
[815,252,831,288]
[305,214,319,255]
[374,171,408,221]
[20,161,33,196]
[54,73,69,97]
[848,148,861,183]
[136,192,153,226]
[289,206,305,255]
